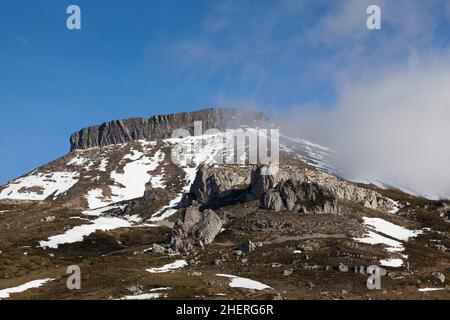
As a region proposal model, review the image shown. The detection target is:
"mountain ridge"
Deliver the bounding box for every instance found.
[69,108,273,151]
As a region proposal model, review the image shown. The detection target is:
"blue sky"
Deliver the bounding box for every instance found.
[1,0,450,184]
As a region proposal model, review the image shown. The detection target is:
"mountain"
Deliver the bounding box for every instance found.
[0,108,448,300]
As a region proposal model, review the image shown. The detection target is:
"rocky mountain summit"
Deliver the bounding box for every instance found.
[70,108,272,151]
[0,108,448,300]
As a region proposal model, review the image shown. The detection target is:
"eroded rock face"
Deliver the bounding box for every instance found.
[168,206,223,252]
[182,165,252,208]
[183,163,397,215]
[262,190,284,212]
[70,108,271,151]
[261,179,340,214]
[250,165,395,213]
[190,165,251,203]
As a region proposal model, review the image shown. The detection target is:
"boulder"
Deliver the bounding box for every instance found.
[191,209,223,245]
[249,165,279,199]
[262,190,284,212]
[336,263,349,272]
[143,183,171,202]
[432,272,446,283]
[259,178,340,214]
[168,206,223,252]
[152,243,167,254]
[248,164,396,213]
[185,165,251,208]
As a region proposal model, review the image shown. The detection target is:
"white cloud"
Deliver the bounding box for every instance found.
[288,51,450,199]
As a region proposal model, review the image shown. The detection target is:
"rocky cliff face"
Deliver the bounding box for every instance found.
[70,108,272,151]
[186,164,396,214]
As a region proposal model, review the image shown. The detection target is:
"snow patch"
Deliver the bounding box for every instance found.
[98,158,109,172]
[39,217,131,249]
[379,258,404,268]
[354,230,405,252]
[418,287,446,292]
[216,274,271,291]
[109,150,165,204]
[0,172,79,201]
[362,217,421,241]
[354,217,423,255]
[146,260,187,273]
[0,278,54,300]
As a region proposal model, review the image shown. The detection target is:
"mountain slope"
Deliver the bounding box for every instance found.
[0,108,448,300]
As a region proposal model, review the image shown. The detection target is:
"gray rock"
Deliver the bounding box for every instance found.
[249,165,279,200]
[432,272,446,283]
[283,269,293,276]
[188,165,251,205]
[152,243,166,254]
[183,206,203,230]
[248,164,395,213]
[262,190,284,211]
[127,285,144,295]
[143,183,171,202]
[255,173,341,214]
[336,263,349,272]
[296,243,313,252]
[167,206,222,252]
[41,216,56,223]
[192,209,223,245]
[70,108,272,151]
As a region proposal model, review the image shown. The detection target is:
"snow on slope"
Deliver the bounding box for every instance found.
[0,278,54,300]
[354,217,423,267]
[109,150,165,205]
[146,260,188,273]
[0,171,79,201]
[280,133,336,172]
[362,217,422,241]
[39,216,132,249]
[0,128,335,206]
[216,274,271,291]
[379,258,404,267]
[354,231,405,253]
[149,134,224,222]
[118,287,171,300]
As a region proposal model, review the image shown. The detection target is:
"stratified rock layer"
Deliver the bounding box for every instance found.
[70,108,272,151]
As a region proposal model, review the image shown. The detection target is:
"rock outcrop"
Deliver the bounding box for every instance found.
[143,183,171,202]
[261,179,341,214]
[167,206,223,252]
[249,165,395,213]
[181,163,396,214]
[182,165,252,208]
[70,108,272,151]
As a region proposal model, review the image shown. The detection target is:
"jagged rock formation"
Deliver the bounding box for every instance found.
[181,165,252,208]
[167,206,223,253]
[70,108,272,151]
[261,180,340,214]
[185,163,396,214]
[249,165,395,212]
